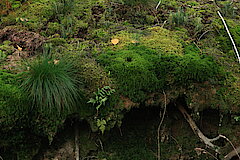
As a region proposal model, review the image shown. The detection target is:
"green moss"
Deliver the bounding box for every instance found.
[141,27,183,55]
[0,40,15,56]
[98,45,161,102]
[216,20,240,55]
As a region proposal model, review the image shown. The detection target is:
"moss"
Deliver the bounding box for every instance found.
[73,57,113,97]
[98,45,161,102]
[141,27,183,55]
[45,37,67,46]
[46,22,62,35]
[0,40,15,55]
[216,19,240,55]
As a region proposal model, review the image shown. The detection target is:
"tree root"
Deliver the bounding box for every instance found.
[176,103,240,159]
[177,103,221,153]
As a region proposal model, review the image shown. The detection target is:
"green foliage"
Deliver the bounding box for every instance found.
[20,55,80,116]
[120,0,158,7]
[184,44,201,55]
[169,8,188,27]
[234,116,240,122]
[88,86,115,111]
[52,0,75,19]
[156,53,224,86]
[0,41,15,62]
[217,21,240,55]
[97,118,107,134]
[98,44,224,102]
[220,2,236,18]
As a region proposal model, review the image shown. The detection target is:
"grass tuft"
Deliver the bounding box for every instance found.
[21,55,80,115]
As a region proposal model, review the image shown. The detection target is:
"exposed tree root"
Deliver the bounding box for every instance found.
[177,103,221,153]
[177,103,240,160]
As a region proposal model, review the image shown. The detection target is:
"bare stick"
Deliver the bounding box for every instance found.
[157,91,167,160]
[219,135,240,160]
[155,0,162,10]
[217,11,240,63]
[197,30,211,42]
[195,148,219,160]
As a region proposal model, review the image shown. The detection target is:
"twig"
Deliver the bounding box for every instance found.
[219,135,240,160]
[157,91,167,160]
[98,138,104,152]
[197,30,211,42]
[194,148,219,160]
[0,156,3,160]
[217,11,240,63]
[155,0,162,10]
[171,135,182,155]
[161,20,167,28]
[193,42,202,54]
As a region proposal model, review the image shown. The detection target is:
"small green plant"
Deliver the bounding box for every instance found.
[52,0,75,20]
[88,86,115,112]
[97,118,107,134]
[234,116,240,122]
[20,54,80,115]
[221,2,236,18]
[88,86,115,134]
[169,8,188,27]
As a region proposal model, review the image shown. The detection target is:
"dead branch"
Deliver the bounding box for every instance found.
[176,103,221,154]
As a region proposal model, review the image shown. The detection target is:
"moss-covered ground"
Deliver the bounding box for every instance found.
[0,0,240,159]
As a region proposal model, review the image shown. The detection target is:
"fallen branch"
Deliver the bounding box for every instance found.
[176,103,221,154]
[217,11,240,63]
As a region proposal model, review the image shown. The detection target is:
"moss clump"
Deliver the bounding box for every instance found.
[110,27,183,55]
[0,41,15,62]
[98,45,161,102]
[73,57,113,97]
[156,53,225,86]
[98,44,224,102]
[141,27,183,55]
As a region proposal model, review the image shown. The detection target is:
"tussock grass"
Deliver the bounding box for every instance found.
[21,55,79,115]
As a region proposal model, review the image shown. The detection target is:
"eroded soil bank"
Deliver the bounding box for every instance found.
[35,101,240,160]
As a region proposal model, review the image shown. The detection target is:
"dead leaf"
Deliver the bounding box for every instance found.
[111,38,119,45]
[16,45,22,51]
[54,59,59,64]
[131,40,138,44]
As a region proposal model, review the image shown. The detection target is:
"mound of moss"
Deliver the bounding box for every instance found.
[98,44,224,103]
